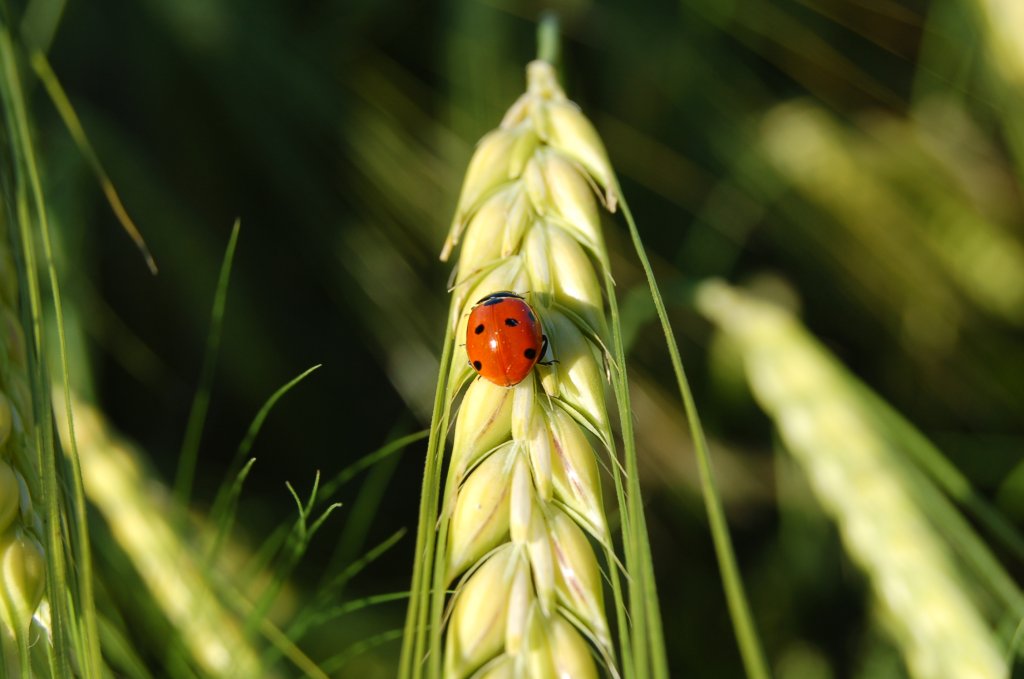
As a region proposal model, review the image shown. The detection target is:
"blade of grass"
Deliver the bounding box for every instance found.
[319,429,428,500]
[1009,618,1024,667]
[206,456,258,567]
[231,363,322,471]
[19,0,67,54]
[245,473,342,635]
[174,218,239,510]
[207,363,322,563]
[239,430,426,585]
[323,628,405,675]
[302,590,410,629]
[287,529,407,642]
[30,52,158,274]
[399,322,456,679]
[96,615,155,679]
[618,196,770,679]
[320,433,403,581]
[217,583,331,679]
[215,505,392,675]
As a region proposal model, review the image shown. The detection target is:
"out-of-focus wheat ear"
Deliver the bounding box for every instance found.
[0,464,17,531]
[0,529,45,637]
[57,397,267,677]
[698,280,1008,679]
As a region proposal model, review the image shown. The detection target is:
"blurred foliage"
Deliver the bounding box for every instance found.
[3,0,1022,675]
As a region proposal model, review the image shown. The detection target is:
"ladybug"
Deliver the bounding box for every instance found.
[466,291,548,387]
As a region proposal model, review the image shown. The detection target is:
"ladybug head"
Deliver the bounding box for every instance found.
[475,290,524,306]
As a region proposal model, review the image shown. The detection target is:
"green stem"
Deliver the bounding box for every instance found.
[399,324,455,679]
[605,270,662,679]
[536,12,560,66]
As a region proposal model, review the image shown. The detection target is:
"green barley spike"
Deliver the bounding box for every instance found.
[434,59,621,679]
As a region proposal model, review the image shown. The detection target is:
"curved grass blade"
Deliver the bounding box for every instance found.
[30,52,158,275]
[241,430,427,584]
[302,590,410,630]
[207,363,323,563]
[287,529,406,642]
[205,456,258,567]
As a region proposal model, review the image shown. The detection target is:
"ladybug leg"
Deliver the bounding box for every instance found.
[537,334,559,366]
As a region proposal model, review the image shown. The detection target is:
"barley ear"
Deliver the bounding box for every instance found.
[427,55,632,679]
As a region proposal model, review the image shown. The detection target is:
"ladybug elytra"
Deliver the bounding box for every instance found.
[466,291,548,387]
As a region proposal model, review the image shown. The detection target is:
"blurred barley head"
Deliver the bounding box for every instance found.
[699,281,1010,679]
[0,207,46,674]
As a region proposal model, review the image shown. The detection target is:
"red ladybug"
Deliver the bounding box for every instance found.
[466,291,548,387]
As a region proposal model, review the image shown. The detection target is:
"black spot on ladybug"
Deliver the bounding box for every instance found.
[472,360,483,371]
[504,318,519,327]
[527,310,535,322]
[474,324,485,334]
[524,348,537,360]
